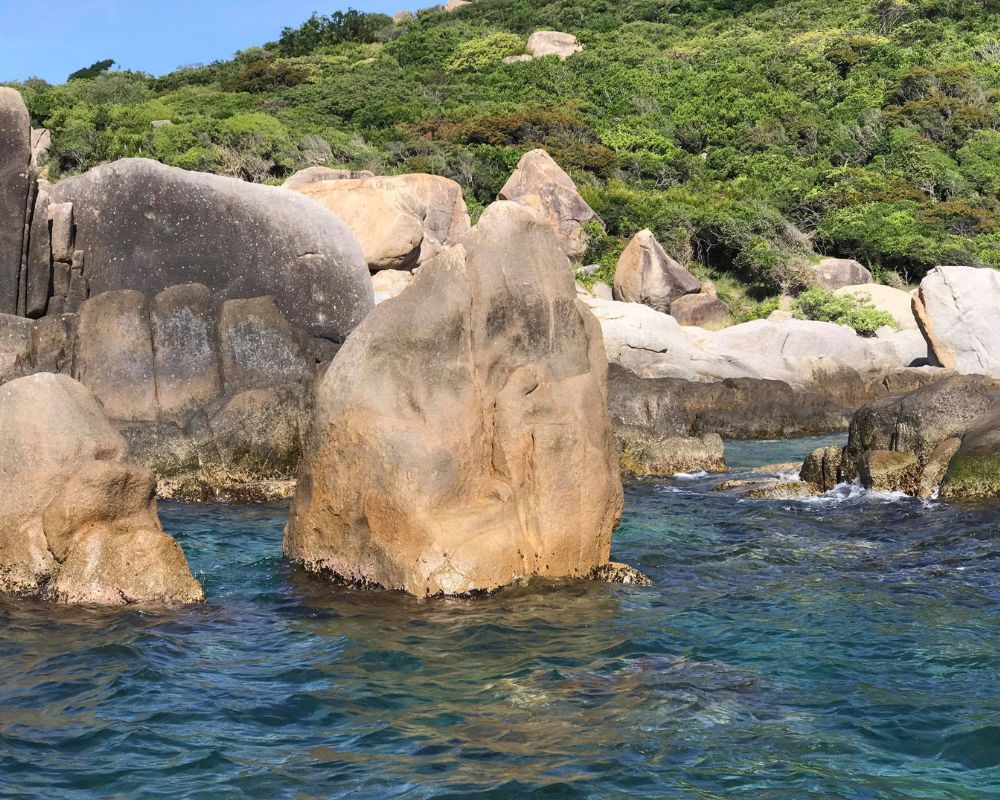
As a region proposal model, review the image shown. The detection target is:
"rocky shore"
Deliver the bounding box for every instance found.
[3,82,1000,603]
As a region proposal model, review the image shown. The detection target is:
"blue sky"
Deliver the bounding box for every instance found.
[0,0,404,83]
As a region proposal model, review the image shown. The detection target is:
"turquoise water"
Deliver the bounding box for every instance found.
[1,435,999,799]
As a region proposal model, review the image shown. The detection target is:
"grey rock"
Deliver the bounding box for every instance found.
[218,296,313,395]
[0,313,32,382]
[50,158,373,340]
[74,290,158,421]
[25,181,51,317]
[0,88,32,315]
[150,284,221,422]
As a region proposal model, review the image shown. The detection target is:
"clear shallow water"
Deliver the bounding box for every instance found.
[1,436,999,799]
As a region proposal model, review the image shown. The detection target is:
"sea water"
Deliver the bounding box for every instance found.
[1,435,998,799]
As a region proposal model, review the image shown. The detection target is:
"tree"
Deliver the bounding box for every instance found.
[67,59,115,81]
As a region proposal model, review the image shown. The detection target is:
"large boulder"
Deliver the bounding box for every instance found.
[669,291,731,330]
[834,283,918,331]
[843,374,1000,490]
[0,373,203,604]
[940,408,1000,499]
[812,258,873,290]
[0,313,32,382]
[291,173,470,272]
[0,88,32,316]
[49,158,372,341]
[282,166,373,189]
[498,149,600,261]
[285,202,625,596]
[913,266,1000,377]
[526,31,583,59]
[612,230,701,314]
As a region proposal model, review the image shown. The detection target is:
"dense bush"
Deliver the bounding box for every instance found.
[5,0,998,289]
[792,287,897,335]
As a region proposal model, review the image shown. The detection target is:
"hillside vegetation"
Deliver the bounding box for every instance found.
[6,0,1000,313]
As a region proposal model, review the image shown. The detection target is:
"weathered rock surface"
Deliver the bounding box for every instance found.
[285,201,625,596]
[498,149,600,261]
[612,230,701,314]
[0,88,32,316]
[834,283,918,331]
[282,166,374,189]
[0,313,32,383]
[0,373,203,604]
[527,31,584,60]
[913,266,1000,377]
[812,258,873,290]
[371,269,415,301]
[940,410,1000,500]
[49,158,372,340]
[800,446,844,492]
[670,292,730,329]
[292,173,470,272]
[843,374,1000,495]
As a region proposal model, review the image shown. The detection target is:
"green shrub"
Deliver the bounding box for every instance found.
[792,287,897,336]
[447,33,524,72]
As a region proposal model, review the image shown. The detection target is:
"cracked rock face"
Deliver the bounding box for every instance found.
[49,158,373,341]
[0,88,32,316]
[284,201,624,596]
[0,373,203,605]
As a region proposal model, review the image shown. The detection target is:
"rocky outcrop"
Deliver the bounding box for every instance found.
[940,409,1000,499]
[282,166,374,189]
[812,258,873,290]
[669,291,731,330]
[2,283,324,501]
[842,374,1000,496]
[285,202,626,596]
[612,230,701,314]
[291,173,470,272]
[444,0,471,10]
[913,266,1000,377]
[47,158,372,340]
[498,149,600,261]
[526,31,583,60]
[0,373,203,605]
[0,88,33,317]
[800,446,844,491]
[834,284,918,331]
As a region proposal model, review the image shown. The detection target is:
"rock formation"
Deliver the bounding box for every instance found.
[527,31,584,59]
[44,158,372,340]
[0,283,323,501]
[282,166,374,189]
[0,88,33,317]
[498,149,600,261]
[0,373,203,605]
[913,265,1000,377]
[291,173,471,272]
[839,374,1000,497]
[612,230,701,314]
[285,202,626,596]
[812,258,873,290]
[669,290,731,330]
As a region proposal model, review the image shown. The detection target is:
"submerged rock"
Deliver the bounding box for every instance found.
[0,373,203,605]
[285,202,625,596]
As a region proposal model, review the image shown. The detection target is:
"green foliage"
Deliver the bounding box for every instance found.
[67,59,115,82]
[447,33,525,72]
[13,0,1000,285]
[792,287,897,335]
[278,10,393,56]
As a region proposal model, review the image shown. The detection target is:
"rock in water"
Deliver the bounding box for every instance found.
[498,149,600,261]
[940,409,1000,499]
[49,158,372,341]
[284,202,624,596]
[291,173,470,272]
[0,373,203,605]
[0,88,32,316]
[913,266,1000,377]
[612,230,701,314]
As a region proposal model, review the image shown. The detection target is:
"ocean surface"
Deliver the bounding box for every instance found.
[1,435,999,799]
